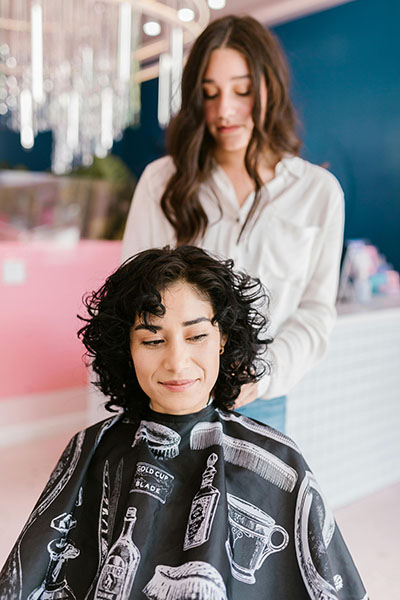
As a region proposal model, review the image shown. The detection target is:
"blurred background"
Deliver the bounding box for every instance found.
[1,1,399,597]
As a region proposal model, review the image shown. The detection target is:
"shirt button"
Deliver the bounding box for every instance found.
[236,218,240,223]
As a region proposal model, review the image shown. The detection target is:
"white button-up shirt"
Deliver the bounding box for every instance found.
[122,155,344,400]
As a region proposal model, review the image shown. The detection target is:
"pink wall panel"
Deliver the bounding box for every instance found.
[0,240,121,399]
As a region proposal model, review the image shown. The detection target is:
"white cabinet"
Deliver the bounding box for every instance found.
[287,299,400,508]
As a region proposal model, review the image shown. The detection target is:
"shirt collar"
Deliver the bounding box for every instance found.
[276,155,305,179]
[212,153,304,184]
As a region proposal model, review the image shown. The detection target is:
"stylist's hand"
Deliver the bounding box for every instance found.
[233,382,258,409]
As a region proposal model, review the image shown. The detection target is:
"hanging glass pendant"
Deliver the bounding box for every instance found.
[0,0,209,172]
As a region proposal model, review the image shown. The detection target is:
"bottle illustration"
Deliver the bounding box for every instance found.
[184,453,220,550]
[94,506,141,600]
[27,512,80,600]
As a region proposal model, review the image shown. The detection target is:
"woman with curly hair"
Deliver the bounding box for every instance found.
[80,245,269,417]
[122,15,345,432]
[0,247,366,600]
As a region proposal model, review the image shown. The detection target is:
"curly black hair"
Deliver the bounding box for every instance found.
[78,246,271,415]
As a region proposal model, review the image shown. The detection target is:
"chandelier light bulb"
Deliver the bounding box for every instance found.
[143,21,162,37]
[178,8,195,22]
[208,0,226,9]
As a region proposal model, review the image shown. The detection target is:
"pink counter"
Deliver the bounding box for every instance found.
[0,240,121,402]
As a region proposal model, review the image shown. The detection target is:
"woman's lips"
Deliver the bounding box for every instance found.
[217,125,241,134]
[160,379,197,392]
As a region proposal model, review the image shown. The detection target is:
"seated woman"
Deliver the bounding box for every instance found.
[0,246,367,600]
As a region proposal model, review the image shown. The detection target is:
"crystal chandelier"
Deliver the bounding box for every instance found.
[0,0,210,173]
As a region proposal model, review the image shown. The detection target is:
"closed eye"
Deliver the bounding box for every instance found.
[142,339,164,346]
[203,91,218,100]
[203,90,251,100]
[188,334,208,342]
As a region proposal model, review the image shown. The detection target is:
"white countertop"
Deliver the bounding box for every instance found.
[337,294,400,318]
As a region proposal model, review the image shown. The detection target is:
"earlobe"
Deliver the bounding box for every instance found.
[220,333,228,354]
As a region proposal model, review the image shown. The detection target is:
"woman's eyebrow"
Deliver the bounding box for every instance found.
[182,317,211,327]
[134,317,210,331]
[202,74,250,83]
[134,323,161,332]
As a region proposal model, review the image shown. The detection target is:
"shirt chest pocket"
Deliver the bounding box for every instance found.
[248,214,321,286]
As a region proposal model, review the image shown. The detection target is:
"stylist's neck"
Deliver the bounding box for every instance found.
[214,146,278,178]
[214,147,247,170]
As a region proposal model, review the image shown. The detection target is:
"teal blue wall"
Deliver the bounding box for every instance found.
[1,0,399,269]
[273,0,400,270]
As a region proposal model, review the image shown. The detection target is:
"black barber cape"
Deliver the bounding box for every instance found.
[0,404,368,600]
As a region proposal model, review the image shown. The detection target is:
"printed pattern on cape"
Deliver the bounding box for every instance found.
[95,415,122,448]
[225,493,289,585]
[29,430,86,524]
[143,561,227,600]
[184,453,220,550]
[0,430,85,600]
[0,406,369,600]
[295,471,340,600]
[217,409,300,452]
[94,506,141,599]
[84,458,124,600]
[190,421,297,492]
[132,420,181,460]
[27,512,80,600]
[131,462,174,504]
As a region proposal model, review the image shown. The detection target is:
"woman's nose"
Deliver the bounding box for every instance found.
[217,90,235,119]
[163,340,189,372]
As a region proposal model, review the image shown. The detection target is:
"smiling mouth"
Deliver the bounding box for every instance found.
[217,125,241,133]
[160,379,197,392]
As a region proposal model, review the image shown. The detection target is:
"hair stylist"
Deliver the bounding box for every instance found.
[121,15,344,432]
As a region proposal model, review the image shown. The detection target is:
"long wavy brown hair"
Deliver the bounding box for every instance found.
[161,15,301,244]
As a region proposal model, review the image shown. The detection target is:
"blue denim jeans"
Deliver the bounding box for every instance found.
[236,396,287,433]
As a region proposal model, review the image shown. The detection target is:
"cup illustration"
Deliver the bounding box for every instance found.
[225,493,289,584]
